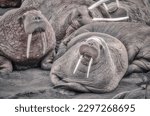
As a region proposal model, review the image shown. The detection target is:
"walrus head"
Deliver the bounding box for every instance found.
[18,10,48,58]
[73,36,106,78]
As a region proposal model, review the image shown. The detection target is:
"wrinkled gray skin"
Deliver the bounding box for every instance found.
[21,0,104,41]
[59,22,150,76]
[0,7,56,74]
[50,32,128,94]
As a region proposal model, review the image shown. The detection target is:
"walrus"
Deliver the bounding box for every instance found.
[50,32,128,93]
[58,22,150,76]
[90,0,150,25]
[0,7,56,74]
[21,0,104,42]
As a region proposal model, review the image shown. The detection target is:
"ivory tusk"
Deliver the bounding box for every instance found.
[42,32,47,55]
[73,55,83,74]
[103,3,109,11]
[88,0,109,10]
[116,0,120,8]
[92,16,129,21]
[87,58,93,78]
[26,34,32,58]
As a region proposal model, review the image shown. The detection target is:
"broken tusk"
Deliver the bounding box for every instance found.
[88,0,109,10]
[87,58,93,78]
[42,32,47,55]
[92,16,129,21]
[26,34,32,58]
[73,55,83,74]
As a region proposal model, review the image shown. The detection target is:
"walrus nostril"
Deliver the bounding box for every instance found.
[88,42,93,46]
[34,16,41,21]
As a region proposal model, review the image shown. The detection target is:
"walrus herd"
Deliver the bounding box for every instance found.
[0,0,150,95]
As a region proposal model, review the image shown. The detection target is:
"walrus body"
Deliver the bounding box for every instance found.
[0,7,56,74]
[60,22,150,75]
[50,32,128,93]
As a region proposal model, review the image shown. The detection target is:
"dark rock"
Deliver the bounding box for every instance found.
[0,0,21,8]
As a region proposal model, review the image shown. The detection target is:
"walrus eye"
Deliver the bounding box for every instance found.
[100,45,103,49]
[88,42,94,46]
[18,15,25,25]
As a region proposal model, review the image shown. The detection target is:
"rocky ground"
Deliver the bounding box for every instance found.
[0,68,149,99]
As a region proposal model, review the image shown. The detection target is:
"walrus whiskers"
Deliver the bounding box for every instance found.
[42,32,47,55]
[73,55,83,74]
[87,58,93,78]
[27,34,32,58]
[88,0,109,10]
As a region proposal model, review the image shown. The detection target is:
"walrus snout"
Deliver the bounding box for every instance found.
[19,10,49,58]
[73,42,99,78]
[79,44,98,60]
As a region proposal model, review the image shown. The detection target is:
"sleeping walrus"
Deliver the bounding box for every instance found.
[59,22,150,75]
[50,32,128,93]
[51,22,150,94]
[0,7,56,74]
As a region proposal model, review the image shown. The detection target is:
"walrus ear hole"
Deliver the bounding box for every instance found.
[100,44,103,49]
[18,15,25,25]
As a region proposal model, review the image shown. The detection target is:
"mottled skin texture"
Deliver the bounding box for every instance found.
[0,7,56,74]
[59,22,150,75]
[21,0,105,42]
[50,33,128,94]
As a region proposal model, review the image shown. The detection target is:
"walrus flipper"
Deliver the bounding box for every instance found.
[54,82,90,93]
[41,50,56,70]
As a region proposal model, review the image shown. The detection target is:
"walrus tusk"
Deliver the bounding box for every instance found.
[92,16,129,21]
[103,3,109,11]
[73,55,83,74]
[87,58,93,78]
[116,0,120,8]
[88,0,109,10]
[42,32,47,55]
[26,34,32,58]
